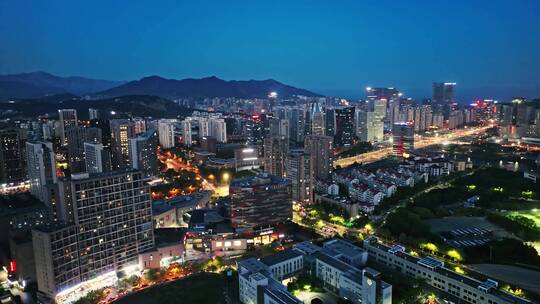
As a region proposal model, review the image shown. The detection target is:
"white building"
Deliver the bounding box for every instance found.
[84,142,110,173]
[363,237,532,304]
[238,239,392,304]
[26,141,57,203]
[158,120,176,149]
[209,118,227,143]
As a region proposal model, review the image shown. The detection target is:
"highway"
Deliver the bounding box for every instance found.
[333,125,492,168]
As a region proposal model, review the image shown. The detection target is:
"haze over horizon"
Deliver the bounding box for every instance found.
[1,1,540,101]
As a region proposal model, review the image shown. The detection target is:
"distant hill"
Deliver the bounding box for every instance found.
[97,75,321,99]
[0,71,123,99]
[0,80,65,99]
[0,94,191,119]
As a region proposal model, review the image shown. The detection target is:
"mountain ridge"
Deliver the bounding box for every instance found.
[0,71,124,99]
[96,75,321,99]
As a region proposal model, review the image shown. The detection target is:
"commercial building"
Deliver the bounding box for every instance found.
[128,129,159,178]
[311,103,326,136]
[230,173,292,229]
[304,135,333,181]
[366,87,400,101]
[356,111,384,143]
[392,122,414,158]
[432,82,456,117]
[32,170,154,300]
[234,146,261,171]
[363,237,531,304]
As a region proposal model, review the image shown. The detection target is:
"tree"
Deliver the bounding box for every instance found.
[146,268,159,281]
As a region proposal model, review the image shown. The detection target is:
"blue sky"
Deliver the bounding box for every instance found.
[1,0,539,101]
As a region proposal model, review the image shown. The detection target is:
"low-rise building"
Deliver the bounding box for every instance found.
[363,237,532,304]
[238,239,392,304]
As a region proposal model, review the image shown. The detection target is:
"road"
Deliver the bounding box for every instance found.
[333,125,491,168]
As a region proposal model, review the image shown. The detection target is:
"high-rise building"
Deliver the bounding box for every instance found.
[157,120,176,149]
[132,118,146,136]
[88,108,99,120]
[180,120,192,146]
[26,141,57,202]
[356,111,383,143]
[209,118,227,143]
[268,117,289,140]
[0,128,27,183]
[58,109,78,145]
[128,129,158,178]
[311,103,325,136]
[325,108,336,137]
[286,108,306,143]
[84,142,111,174]
[368,98,387,121]
[66,126,98,173]
[263,136,288,177]
[230,173,292,229]
[392,122,414,158]
[110,119,136,169]
[335,107,355,147]
[387,100,400,129]
[89,119,111,148]
[366,87,400,101]
[432,82,456,117]
[304,135,333,181]
[285,150,313,205]
[32,170,154,299]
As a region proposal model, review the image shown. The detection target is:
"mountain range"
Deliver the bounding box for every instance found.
[0,72,320,100]
[0,71,123,99]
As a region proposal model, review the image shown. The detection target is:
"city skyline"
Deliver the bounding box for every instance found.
[1,1,540,101]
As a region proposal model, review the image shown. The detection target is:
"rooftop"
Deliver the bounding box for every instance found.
[230,172,290,188]
[261,249,302,267]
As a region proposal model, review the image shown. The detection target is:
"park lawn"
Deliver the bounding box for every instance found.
[115,272,226,304]
[506,210,540,229]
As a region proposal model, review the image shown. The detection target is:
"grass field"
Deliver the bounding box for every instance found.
[506,210,540,229]
[115,272,226,304]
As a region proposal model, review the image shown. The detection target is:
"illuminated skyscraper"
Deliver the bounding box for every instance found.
[263,136,288,177]
[432,82,456,117]
[392,122,414,158]
[335,107,355,147]
[311,103,325,136]
[285,150,313,205]
[58,109,78,145]
[26,141,57,202]
[110,119,136,169]
[304,135,333,181]
[0,128,27,183]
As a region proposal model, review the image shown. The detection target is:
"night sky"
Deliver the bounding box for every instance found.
[1,0,540,101]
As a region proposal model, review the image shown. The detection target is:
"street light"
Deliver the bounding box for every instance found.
[222,172,230,182]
